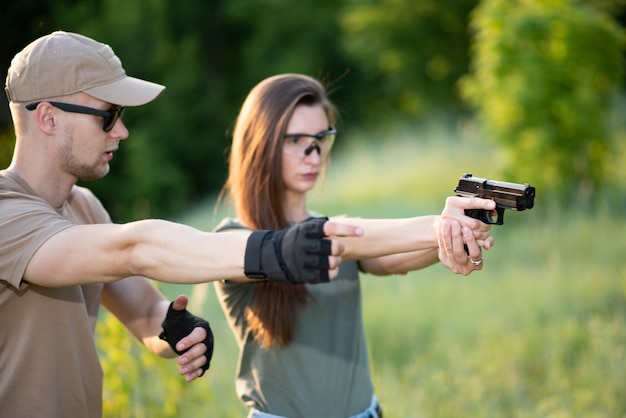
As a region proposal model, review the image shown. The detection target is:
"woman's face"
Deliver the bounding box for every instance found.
[281,104,332,196]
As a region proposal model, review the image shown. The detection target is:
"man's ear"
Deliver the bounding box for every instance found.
[33,102,58,134]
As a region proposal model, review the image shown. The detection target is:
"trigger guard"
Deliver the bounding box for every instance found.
[482,211,495,224]
[465,208,502,225]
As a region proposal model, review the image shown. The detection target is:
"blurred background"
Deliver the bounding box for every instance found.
[3,0,626,221]
[2,0,626,416]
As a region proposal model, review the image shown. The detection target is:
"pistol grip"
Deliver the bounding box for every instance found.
[464,207,504,225]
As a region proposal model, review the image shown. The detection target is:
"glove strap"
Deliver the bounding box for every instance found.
[244,230,271,279]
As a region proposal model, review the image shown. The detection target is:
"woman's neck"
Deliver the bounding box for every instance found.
[283,191,309,223]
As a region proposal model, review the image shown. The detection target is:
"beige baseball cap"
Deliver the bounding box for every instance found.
[5,31,165,106]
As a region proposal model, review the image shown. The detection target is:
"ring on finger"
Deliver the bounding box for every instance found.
[469,257,483,266]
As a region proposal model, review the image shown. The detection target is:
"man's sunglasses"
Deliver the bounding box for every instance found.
[25,101,125,132]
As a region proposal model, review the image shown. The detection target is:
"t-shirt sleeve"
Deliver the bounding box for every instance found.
[0,191,73,289]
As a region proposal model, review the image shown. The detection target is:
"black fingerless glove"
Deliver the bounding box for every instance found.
[159,302,214,375]
[244,216,332,284]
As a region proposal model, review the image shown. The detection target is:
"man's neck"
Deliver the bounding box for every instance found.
[8,162,75,209]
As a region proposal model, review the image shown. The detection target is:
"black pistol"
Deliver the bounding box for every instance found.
[454,173,536,225]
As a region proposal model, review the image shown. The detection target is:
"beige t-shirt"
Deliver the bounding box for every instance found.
[0,169,108,417]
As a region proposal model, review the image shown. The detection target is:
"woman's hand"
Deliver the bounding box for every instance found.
[440,196,495,249]
[436,196,496,275]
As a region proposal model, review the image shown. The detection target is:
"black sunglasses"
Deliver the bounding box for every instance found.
[25,101,125,132]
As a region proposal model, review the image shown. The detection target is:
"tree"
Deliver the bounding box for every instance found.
[338,0,479,122]
[460,0,625,205]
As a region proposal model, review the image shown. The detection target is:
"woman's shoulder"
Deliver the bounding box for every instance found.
[213,217,249,233]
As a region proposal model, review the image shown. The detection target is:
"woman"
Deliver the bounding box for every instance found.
[214,74,495,418]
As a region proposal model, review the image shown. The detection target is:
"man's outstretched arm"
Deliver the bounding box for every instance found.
[24,218,362,287]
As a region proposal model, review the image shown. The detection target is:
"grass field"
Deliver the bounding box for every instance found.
[96,119,626,417]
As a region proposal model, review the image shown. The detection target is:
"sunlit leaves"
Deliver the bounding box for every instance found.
[460,0,625,204]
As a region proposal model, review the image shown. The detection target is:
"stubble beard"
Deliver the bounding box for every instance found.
[59,128,109,181]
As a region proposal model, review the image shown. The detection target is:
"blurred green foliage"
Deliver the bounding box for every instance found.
[98,309,187,418]
[1,0,624,220]
[460,0,625,206]
[339,0,477,119]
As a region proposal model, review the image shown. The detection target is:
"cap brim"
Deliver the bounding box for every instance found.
[83,76,165,107]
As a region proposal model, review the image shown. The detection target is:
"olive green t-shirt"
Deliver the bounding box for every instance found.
[0,169,107,418]
[214,218,374,418]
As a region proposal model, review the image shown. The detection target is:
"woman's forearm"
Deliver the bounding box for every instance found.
[333,216,439,261]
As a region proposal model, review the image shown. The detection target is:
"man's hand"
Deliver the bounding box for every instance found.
[244,217,362,284]
[159,295,213,382]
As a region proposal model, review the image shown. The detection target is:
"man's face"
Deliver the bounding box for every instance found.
[55,94,129,181]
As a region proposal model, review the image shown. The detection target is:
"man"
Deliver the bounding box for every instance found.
[0,31,359,418]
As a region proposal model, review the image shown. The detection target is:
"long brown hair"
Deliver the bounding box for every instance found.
[223,74,337,348]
